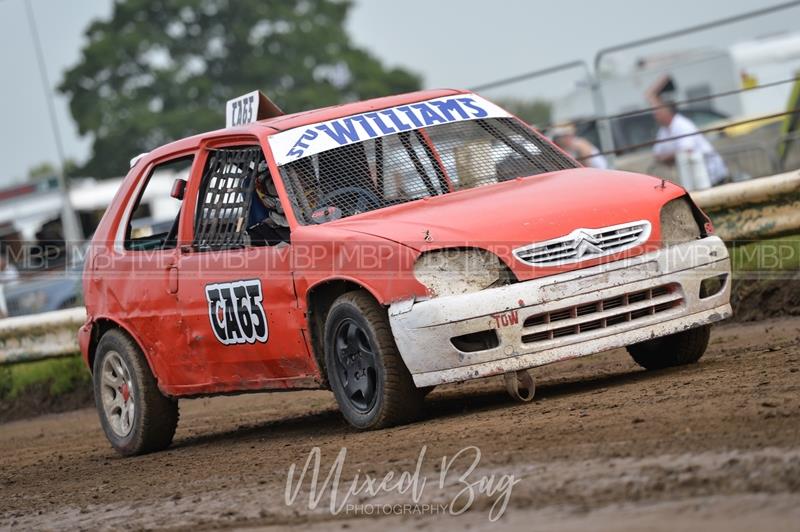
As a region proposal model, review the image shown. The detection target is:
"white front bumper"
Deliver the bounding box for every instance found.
[389,237,732,387]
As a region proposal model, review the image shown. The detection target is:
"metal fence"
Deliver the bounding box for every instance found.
[600,106,800,188]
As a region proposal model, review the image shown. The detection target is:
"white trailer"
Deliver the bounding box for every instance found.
[554,32,800,127]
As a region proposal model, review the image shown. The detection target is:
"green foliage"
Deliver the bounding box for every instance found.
[27,161,56,181]
[0,356,91,399]
[59,0,422,178]
[0,366,11,399]
[729,235,800,274]
[495,98,552,128]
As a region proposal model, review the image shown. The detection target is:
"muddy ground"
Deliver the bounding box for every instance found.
[1,316,799,531]
[0,382,93,424]
[730,274,800,322]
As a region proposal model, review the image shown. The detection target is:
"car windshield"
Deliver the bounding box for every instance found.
[278,117,577,224]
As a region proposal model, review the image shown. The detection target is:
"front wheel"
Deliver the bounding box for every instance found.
[324,291,424,429]
[93,330,179,456]
[627,325,711,370]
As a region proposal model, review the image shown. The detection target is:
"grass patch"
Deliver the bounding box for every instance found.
[729,234,800,274]
[0,356,91,400]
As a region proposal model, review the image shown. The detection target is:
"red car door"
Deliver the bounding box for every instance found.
[172,141,317,395]
[104,154,196,388]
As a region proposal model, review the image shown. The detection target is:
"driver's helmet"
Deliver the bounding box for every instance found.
[254,160,288,228]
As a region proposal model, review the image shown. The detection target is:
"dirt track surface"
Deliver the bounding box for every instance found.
[2,317,800,531]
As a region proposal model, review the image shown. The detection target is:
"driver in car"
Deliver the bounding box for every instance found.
[247,160,290,246]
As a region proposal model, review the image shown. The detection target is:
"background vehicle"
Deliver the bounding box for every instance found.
[3,259,83,317]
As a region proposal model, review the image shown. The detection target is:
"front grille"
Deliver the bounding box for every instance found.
[513,221,651,266]
[521,284,682,344]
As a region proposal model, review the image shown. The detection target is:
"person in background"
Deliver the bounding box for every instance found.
[0,243,19,285]
[549,124,609,169]
[647,74,728,185]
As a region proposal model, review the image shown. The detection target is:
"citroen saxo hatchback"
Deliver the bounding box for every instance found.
[80,89,731,455]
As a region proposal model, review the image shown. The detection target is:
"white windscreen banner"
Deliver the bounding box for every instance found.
[267,94,511,166]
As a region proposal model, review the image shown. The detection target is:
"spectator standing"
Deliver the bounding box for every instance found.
[549,124,609,170]
[647,75,728,187]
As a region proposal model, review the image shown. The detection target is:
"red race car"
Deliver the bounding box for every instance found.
[79,89,732,455]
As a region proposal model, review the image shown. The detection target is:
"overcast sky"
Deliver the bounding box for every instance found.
[0,0,793,185]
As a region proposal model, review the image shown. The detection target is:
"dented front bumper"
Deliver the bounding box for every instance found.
[389,236,732,387]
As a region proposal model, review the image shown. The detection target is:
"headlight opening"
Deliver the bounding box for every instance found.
[413,248,509,298]
[659,196,703,246]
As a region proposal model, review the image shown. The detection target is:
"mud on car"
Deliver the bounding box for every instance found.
[79,89,732,455]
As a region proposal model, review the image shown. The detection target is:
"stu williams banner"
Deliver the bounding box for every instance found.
[268,94,510,165]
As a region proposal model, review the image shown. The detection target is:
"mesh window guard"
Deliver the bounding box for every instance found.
[280,117,578,224]
[194,147,263,250]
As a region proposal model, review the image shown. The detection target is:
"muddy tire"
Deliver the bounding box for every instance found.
[93,329,179,456]
[627,325,711,370]
[323,290,424,429]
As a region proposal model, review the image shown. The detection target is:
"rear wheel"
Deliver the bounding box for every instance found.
[627,325,711,370]
[93,329,179,456]
[324,290,424,429]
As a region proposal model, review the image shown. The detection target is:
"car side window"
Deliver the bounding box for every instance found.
[125,156,194,251]
[194,145,288,250]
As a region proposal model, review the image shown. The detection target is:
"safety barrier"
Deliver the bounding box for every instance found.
[0,307,85,364]
[692,170,800,241]
[1,169,799,365]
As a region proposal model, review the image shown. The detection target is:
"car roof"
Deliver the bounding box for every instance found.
[142,88,469,163]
